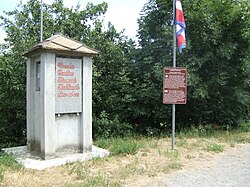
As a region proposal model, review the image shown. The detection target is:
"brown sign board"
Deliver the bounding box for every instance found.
[163,67,187,104]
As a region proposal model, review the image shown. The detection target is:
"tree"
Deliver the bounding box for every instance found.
[133,0,250,131]
[0,0,135,146]
[126,0,174,134]
[181,0,250,126]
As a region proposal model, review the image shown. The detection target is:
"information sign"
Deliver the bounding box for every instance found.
[163,67,187,104]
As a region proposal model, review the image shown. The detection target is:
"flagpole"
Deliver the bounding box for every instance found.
[172,0,176,151]
[40,0,43,42]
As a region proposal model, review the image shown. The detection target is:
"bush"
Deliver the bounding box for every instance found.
[93,111,133,139]
[239,121,250,132]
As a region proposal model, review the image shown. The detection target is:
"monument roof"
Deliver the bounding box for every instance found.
[23,34,98,56]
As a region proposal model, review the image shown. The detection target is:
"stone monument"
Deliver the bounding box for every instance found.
[23,34,98,159]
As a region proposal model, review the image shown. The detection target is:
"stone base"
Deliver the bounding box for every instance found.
[2,145,109,170]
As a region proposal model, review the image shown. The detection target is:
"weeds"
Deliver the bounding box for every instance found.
[142,137,159,149]
[68,162,88,180]
[80,173,120,187]
[157,148,168,157]
[176,138,188,147]
[118,159,139,179]
[95,138,141,156]
[233,136,250,143]
[66,162,121,186]
[186,154,195,159]
[81,175,106,187]
[167,162,182,170]
[111,138,139,155]
[0,152,22,182]
[179,125,223,138]
[219,131,250,144]
[0,154,22,171]
[206,143,224,153]
[0,166,4,182]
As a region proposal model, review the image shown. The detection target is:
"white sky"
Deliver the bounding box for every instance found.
[0,0,147,43]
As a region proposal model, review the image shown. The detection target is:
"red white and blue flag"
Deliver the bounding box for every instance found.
[175,0,186,53]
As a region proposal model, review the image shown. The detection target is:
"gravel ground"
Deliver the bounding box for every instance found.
[140,144,250,187]
[164,144,250,187]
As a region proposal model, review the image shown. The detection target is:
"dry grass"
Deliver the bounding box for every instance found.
[0,131,249,187]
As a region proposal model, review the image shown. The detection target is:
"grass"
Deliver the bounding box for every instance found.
[206,143,224,153]
[167,162,182,170]
[66,161,120,187]
[0,152,22,182]
[95,137,142,155]
[218,130,250,145]
[0,166,3,182]
[0,153,22,170]
[0,130,249,186]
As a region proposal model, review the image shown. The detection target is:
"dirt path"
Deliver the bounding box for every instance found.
[143,144,250,187]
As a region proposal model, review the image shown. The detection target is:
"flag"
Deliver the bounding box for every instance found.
[175,0,186,53]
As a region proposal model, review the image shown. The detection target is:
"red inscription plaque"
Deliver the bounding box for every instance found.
[163,67,187,104]
[55,57,82,113]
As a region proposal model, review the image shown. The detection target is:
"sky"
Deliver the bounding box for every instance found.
[0,0,147,43]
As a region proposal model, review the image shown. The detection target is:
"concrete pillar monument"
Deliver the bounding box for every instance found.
[23,34,98,159]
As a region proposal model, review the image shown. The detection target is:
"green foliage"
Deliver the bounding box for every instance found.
[206,143,224,153]
[167,162,182,170]
[219,132,250,146]
[134,0,250,130]
[111,138,139,155]
[0,152,22,170]
[120,0,174,133]
[239,121,250,132]
[181,0,250,126]
[93,138,110,149]
[0,152,22,182]
[0,0,135,146]
[94,137,141,156]
[0,54,26,148]
[232,136,250,144]
[93,111,133,139]
[88,23,136,125]
[179,125,222,138]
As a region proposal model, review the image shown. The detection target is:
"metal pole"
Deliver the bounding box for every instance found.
[172,0,176,151]
[40,0,43,42]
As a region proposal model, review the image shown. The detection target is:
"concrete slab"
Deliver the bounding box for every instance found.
[2,146,109,170]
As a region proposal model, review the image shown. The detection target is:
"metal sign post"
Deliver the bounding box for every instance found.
[163,67,187,150]
[165,0,186,151]
[40,0,43,42]
[172,0,177,151]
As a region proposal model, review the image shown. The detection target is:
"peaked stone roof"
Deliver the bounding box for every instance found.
[23,34,98,56]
